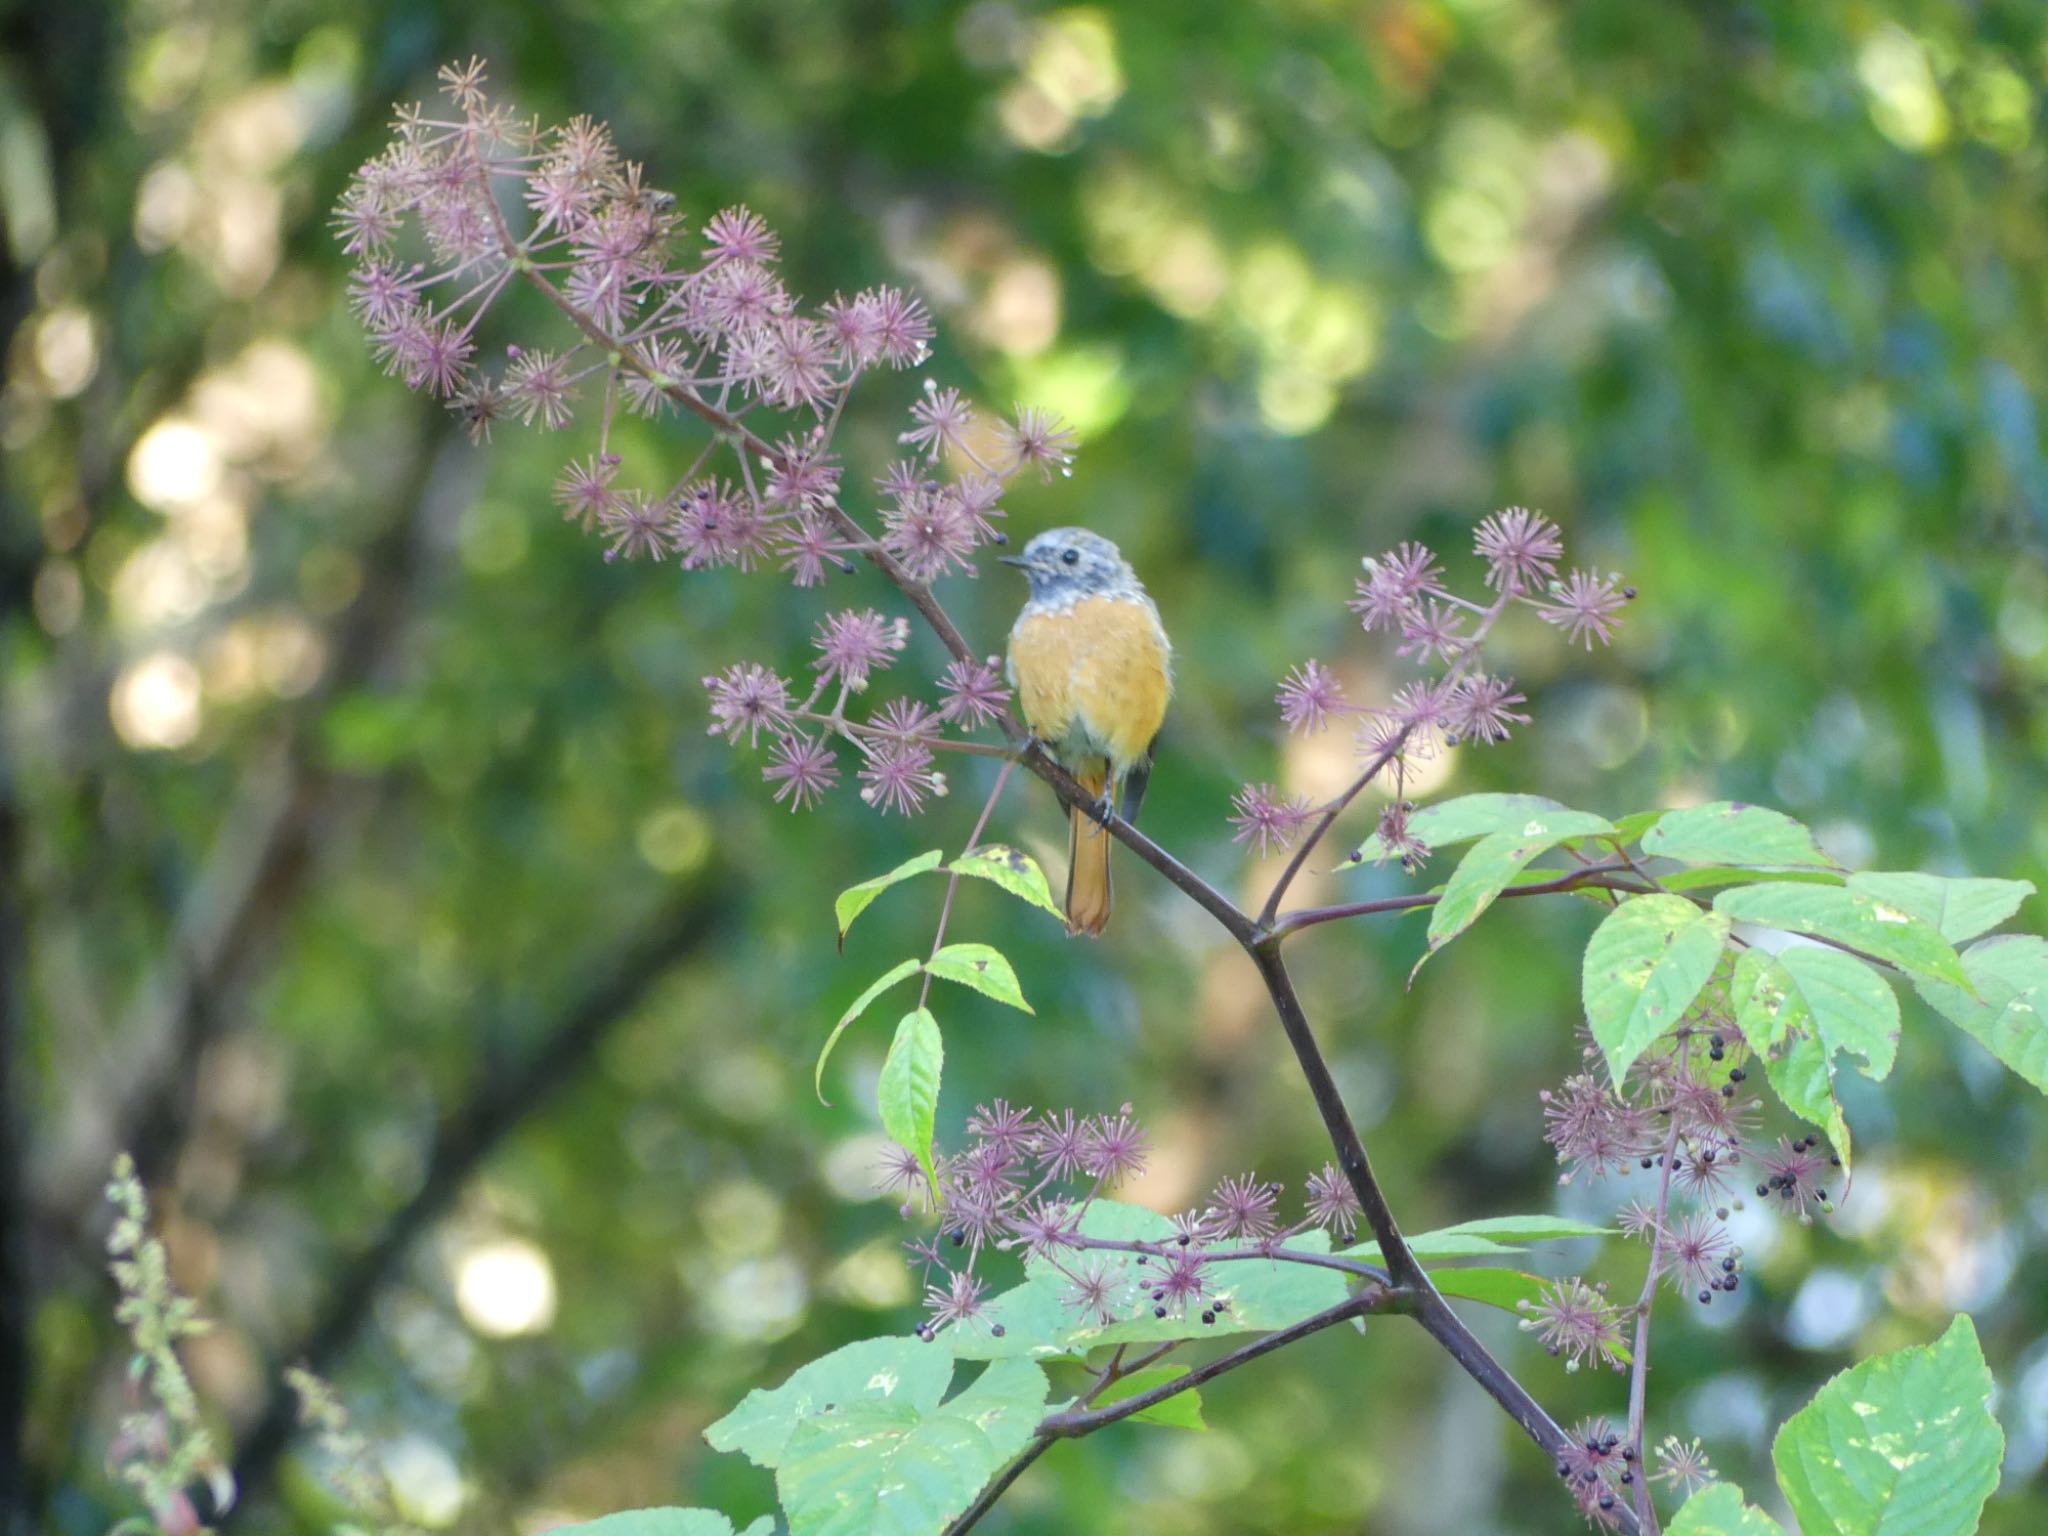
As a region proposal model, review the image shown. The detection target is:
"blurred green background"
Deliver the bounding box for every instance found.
[6,1,2048,1531]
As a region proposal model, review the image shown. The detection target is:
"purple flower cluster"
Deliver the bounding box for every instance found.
[884,1102,1363,1340]
[335,61,1087,819]
[1244,511,1624,861]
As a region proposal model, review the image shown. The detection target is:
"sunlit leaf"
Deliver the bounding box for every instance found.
[1771,1315,2000,1536]
[1418,810,1616,971]
[1846,871,2034,944]
[834,850,944,946]
[924,943,1032,1013]
[1729,949,1857,1166]
[1582,895,1729,1085]
[776,1359,1047,1536]
[1714,883,1967,988]
[950,844,1062,920]
[1340,793,1569,868]
[1667,1485,1789,1536]
[1641,801,1837,870]
[1914,934,2048,1092]
[878,1008,944,1192]
[814,958,921,1102]
[704,1336,951,1469]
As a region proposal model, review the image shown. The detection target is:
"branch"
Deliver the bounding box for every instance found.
[1273,859,1640,938]
[221,883,732,1520]
[946,1287,1393,1536]
[1627,1116,1684,1534]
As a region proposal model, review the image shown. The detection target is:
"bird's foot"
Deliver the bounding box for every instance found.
[1084,790,1117,830]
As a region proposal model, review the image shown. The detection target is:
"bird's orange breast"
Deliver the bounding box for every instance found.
[1007,596,1172,772]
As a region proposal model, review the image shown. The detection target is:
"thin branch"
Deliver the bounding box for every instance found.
[1627,1116,1684,1534]
[947,1288,1393,1536]
[1273,860,1639,938]
[918,758,1016,1009]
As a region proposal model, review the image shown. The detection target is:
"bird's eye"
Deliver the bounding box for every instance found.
[1061,548,1080,565]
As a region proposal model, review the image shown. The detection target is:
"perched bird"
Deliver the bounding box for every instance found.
[1002,529,1172,936]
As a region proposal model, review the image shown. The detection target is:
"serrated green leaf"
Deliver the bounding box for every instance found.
[1341,792,1570,867]
[1914,934,2048,1092]
[704,1336,951,1469]
[814,958,922,1103]
[544,1512,756,1536]
[1419,810,1617,969]
[950,844,1062,920]
[1771,1314,2001,1536]
[1100,1365,1205,1429]
[878,1009,944,1192]
[1659,866,1847,893]
[1714,883,1968,988]
[923,943,1032,1013]
[1667,1485,1789,1536]
[834,850,944,945]
[1642,801,1837,870]
[1583,895,1730,1085]
[1846,872,2034,943]
[776,1359,1048,1536]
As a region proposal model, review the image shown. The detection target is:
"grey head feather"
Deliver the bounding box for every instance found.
[1007,527,1146,610]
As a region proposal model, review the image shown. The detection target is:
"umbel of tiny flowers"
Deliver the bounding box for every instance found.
[1244,508,1626,863]
[336,59,1067,822]
[882,1103,1369,1341]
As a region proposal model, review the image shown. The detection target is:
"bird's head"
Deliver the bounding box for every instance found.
[1000,528,1138,604]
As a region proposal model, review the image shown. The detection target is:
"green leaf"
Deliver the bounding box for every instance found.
[878,1009,944,1192]
[923,943,1032,1013]
[1341,792,1569,867]
[776,1360,1047,1536]
[814,958,922,1103]
[1915,934,2048,1092]
[834,850,944,945]
[1641,801,1837,869]
[1667,1484,1789,1536]
[1607,809,1666,846]
[1346,1215,1607,1267]
[1099,1365,1205,1429]
[1846,872,2034,943]
[544,1512,762,1536]
[1729,948,1865,1166]
[1412,1215,1610,1245]
[1771,1314,2001,1536]
[1582,895,1730,1085]
[704,1336,952,1469]
[950,845,1062,920]
[956,1202,1347,1362]
[1714,883,1968,988]
[1428,1267,1548,1312]
[1419,810,1616,967]
[1659,866,1846,893]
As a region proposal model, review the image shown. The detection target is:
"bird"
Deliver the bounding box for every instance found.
[1001,528,1172,936]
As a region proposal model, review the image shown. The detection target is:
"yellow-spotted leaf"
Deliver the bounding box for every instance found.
[1583,895,1730,1085]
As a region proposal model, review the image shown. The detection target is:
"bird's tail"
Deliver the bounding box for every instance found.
[1066,762,1113,937]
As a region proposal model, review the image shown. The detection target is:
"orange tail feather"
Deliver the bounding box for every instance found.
[1066,766,1112,936]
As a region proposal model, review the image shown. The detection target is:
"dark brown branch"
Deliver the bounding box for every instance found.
[221,883,732,1521]
[1273,860,1641,938]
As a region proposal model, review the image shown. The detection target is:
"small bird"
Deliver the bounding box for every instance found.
[1002,528,1172,936]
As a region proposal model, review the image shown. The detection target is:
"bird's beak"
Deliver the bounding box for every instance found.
[998,554,1030,569]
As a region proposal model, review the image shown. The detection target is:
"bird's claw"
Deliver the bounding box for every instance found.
[1084,791,1116,830]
